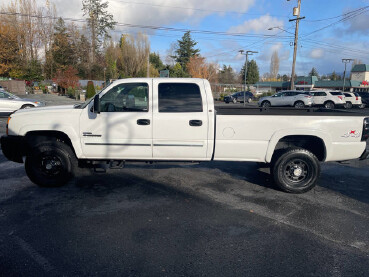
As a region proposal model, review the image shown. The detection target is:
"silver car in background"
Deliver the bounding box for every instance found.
[258,90,313,108]
[0,89,45,115]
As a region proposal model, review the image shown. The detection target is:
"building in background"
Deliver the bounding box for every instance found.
[254,64,369,93]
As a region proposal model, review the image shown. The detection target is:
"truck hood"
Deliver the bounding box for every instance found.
[13,105,76,115]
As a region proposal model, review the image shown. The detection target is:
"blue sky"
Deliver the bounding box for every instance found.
[4,0,369,76]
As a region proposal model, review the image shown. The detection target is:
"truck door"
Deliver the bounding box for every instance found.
[152,80,209,160]
[79,80,153,159]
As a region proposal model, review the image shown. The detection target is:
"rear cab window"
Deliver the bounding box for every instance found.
[158,83,203,113]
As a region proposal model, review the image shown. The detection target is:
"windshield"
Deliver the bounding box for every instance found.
[2,90,20,99]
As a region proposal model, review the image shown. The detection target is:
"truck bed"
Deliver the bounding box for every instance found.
[215,106,369,116]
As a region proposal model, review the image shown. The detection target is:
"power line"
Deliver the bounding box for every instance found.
[205,27,295,58]
[0,11,293,39]
[304,5,369,22]
[302,6,369,37]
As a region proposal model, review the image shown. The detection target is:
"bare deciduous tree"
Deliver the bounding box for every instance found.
[118,33,150,77]
[270,50,280,79]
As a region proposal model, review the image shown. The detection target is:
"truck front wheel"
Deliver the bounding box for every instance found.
[271,148,320,193]
[25,140,75,187]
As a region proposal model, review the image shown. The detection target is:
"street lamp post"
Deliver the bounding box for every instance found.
[239,50,258,106]
[287,0,305,90]
[342,59,353,92]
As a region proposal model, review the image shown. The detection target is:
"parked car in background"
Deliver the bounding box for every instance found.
[343,92,363,109]
[224,91,254,104]
[310,90,346,109]
[258,90,313,108]
[0,90,44,115]
[357,91,369,107]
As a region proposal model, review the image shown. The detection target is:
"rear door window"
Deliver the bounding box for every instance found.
[344,93,351,97]
[158,83,203,113]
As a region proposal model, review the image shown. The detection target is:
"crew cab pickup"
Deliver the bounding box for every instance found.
[2,78,369,193]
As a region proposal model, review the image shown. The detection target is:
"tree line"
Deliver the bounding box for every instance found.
[0,0,260,93]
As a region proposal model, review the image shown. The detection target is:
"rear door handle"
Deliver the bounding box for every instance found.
[137,119,150,125]
[189,120,202,126]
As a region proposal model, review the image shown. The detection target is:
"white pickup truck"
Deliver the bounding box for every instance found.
[2,78,369,193]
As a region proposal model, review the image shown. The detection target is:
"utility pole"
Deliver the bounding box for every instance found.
[239,50,258,106]
[342,59,353,92]
[288,0,305,90]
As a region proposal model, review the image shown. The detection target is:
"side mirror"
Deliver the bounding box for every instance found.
[93,94,100,114]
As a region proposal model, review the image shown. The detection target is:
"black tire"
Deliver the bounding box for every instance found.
[324,101,335,109]
[271,148,320,193]
[294,101,305,108]
[261,101,271,108]
[344,102,352,109]
[25,140,76,187]
[21,104,35,109]
[232,98,237,104]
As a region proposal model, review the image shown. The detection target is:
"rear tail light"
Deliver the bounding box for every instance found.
[362,118,369,141]
[338,96,343,100]
[356,97,359,101]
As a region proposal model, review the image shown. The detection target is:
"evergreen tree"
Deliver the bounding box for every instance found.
[282,74,289,81]
[50,18,75,72]
[82,0,116,64]
[309,67,319,78]
[76,35,91,78]
[169,63,188,77]
[150,52,165,71]
[240,60,259,85]
[218,65,236,84]
[86,80,96,99]
[173,31,200,72]
[24,59,43,81]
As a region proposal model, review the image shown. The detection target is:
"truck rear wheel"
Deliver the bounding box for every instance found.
[271,148,320,193]
[25,140,76,187]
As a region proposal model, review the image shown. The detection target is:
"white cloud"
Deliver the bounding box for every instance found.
[227,14,284,34]
[310,48,324,59]
[15,0,255,29]
[345,12,369,35]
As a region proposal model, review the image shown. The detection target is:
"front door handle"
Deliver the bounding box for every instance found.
[137,119,150,125]
[189,120,202,126]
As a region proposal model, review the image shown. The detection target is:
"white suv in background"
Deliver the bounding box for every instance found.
[310,90,346,109]
[343,92,363,109]
[258,90,313,108]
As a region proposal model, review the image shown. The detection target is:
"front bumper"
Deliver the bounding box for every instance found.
[0,135,26,163]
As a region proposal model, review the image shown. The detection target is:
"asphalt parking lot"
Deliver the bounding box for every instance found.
[1,94,369,276]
